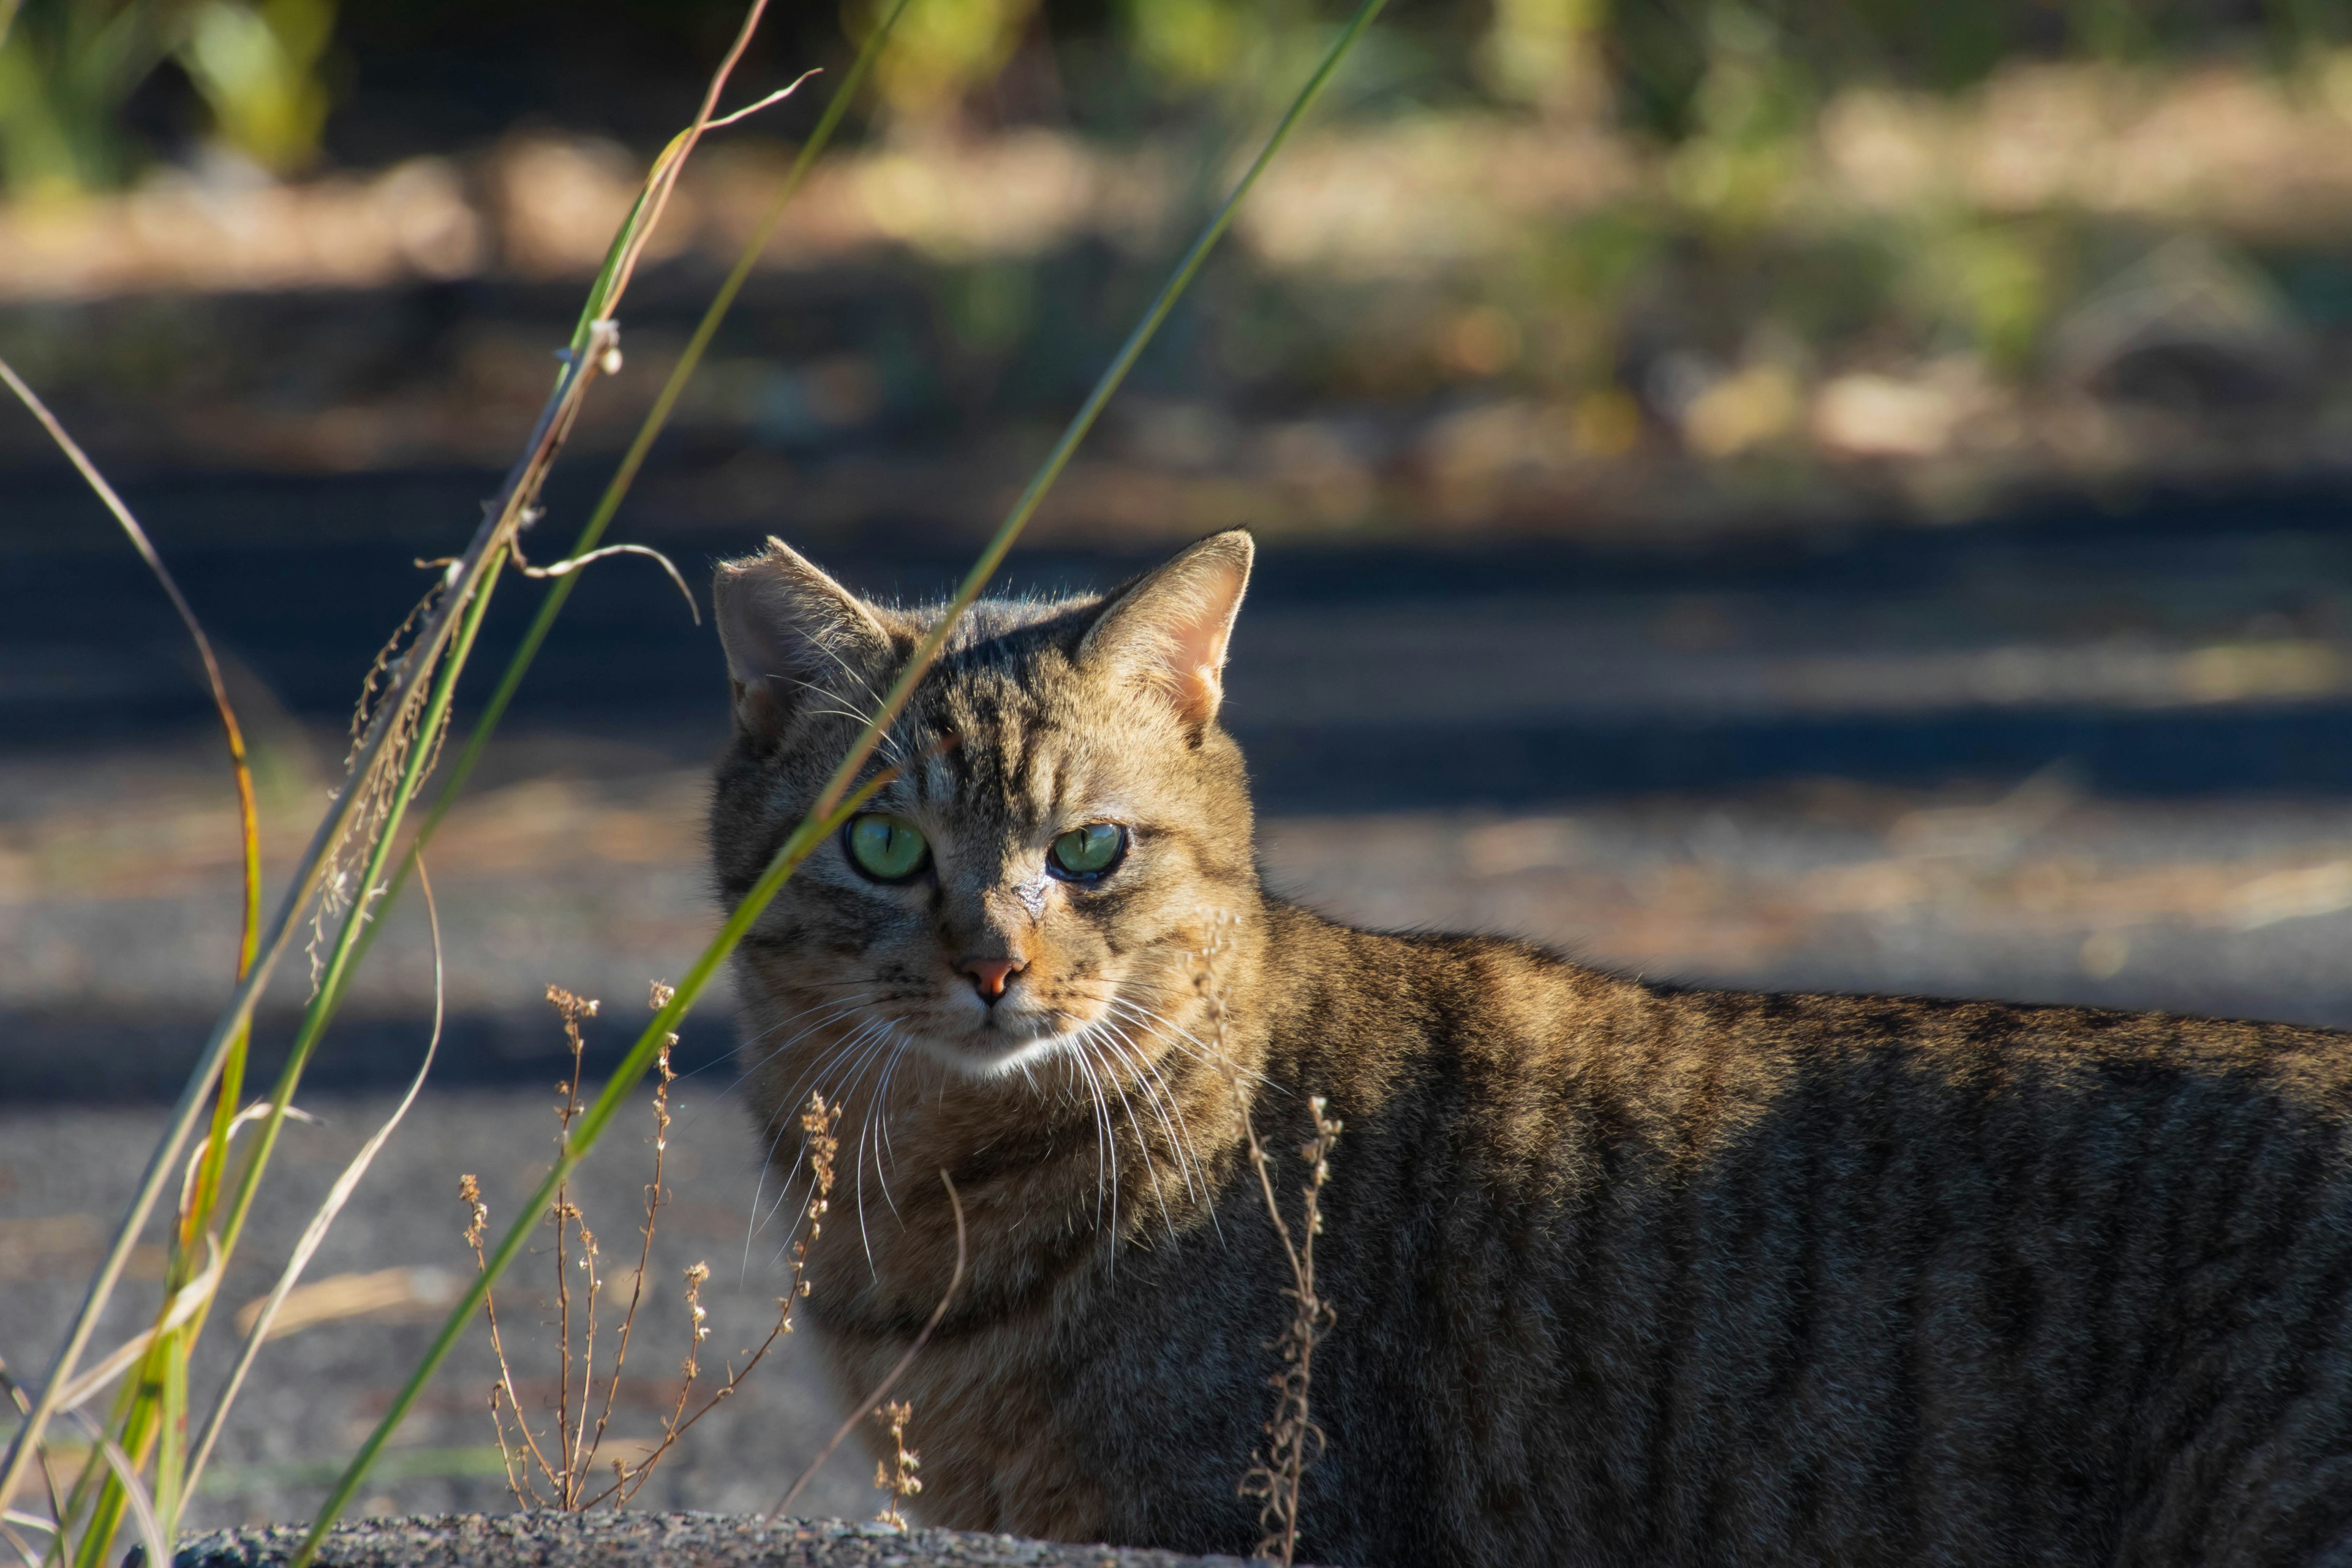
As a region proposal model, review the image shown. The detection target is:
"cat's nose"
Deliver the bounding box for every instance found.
[961,956,1027,1004]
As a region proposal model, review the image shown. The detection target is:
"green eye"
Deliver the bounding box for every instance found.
[1049,823,1127,880]
[845,814,929,881]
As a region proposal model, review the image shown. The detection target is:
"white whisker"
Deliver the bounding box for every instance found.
[1087,1028,1180,1246]
[1063,1030,1118,1243]
[744,1015,889,1270]
[1099,1015,1207,1206]
[835,1020,904,1271]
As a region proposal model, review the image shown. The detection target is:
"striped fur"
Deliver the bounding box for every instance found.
[710,531,2352,1567]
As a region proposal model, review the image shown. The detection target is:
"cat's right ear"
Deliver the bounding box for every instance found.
[712,540,892,739]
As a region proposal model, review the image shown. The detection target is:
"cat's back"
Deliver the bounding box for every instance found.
[1262,906,2352,1565]
[1275,902,2352,1197]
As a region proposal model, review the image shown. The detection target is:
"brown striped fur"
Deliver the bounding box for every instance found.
[710,530,2352,1567]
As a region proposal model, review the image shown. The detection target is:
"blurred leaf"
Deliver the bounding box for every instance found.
[849,0,1036,129]
[0,0,334,194]
[1124,0,1254,93]
[175,0,334,175]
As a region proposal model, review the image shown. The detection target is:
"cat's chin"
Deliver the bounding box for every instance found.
[905,1023,1085,1081]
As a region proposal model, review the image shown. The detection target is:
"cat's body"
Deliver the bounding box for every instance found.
[710,532,2352,1567]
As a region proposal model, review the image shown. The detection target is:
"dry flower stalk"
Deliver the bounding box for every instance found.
[1194,913,1341,1568]
[461,986,840,1510]
[1238,1097,1341,1567]
[871,1400,922,1529]
[587,1089,840,1508]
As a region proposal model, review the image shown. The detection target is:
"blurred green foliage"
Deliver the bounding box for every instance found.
[10,0,2352,521]
[0,0,334,196]
[9,0,2350,195]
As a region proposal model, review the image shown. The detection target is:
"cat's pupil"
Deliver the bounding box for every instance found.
[1051,823,1123,876]
[847,813,927,880]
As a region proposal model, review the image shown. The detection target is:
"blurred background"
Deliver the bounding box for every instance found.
[14,0,2352,1534]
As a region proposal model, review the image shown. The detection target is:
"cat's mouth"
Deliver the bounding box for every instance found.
[897,997,1104,1080]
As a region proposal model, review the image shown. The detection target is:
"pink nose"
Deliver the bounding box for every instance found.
[961,957,1026,1003]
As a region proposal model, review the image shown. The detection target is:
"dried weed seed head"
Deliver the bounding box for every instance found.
[872,1400,922,1529]
[459,1174,488,1252]
[1237,1087,1341,1567]
[789,1092,842,1302]
[650,979,680,1141]
[683,1261,713,1366]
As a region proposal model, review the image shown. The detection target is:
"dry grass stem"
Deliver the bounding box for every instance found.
[1193,916,1342,1568]
[771,1170,966,1521]
[584,982,680,1468]
[509,541,700,628]
[548,987,600,1506]
[871,1401,921,1529]
[183,863,450,1500]
[583,1089,840,1510]
[463,997,843,1512]
[1237,1098,1341,1568]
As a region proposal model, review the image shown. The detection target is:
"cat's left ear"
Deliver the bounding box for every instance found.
[1078,530,1254,729]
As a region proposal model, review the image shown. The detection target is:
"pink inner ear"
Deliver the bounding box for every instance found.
[1163,575,1239,720]
[1134,553,1247,727]
[1080,533,1254,728]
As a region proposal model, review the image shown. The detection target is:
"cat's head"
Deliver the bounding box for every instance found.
[710,531,1259,1085]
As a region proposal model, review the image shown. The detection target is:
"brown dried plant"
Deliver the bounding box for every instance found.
[870,1400,922,1529]
[459,983,843,1510]
[1237,1096,1341,1568]
[1193,913,1342,1568]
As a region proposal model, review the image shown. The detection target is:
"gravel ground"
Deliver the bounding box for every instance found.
[176,1512,1262,1567]
[1,1079,878,1531]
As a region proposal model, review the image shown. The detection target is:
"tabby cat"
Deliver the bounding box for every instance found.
[710,530,2352,1567]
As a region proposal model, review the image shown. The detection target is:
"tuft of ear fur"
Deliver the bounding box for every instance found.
[1078,530,1254,729]
[712,538,892,738]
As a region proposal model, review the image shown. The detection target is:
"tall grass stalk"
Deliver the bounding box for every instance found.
[156,7,903,1536]
[0,1,801,1544]
[183,862,450,1501]
[295,2,1387,1556]
[314,0,916,1033]
[197,0,911,1345]
[0,358,264,1556]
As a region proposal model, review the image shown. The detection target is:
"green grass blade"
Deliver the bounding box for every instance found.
[292,2,1386,1556]
[0,350,262,1563]
[203,557,502,1306]
[0,327,603,1536]
[265,0,913,1091]
[798,0,1389,828]
[290,766,904,1566]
